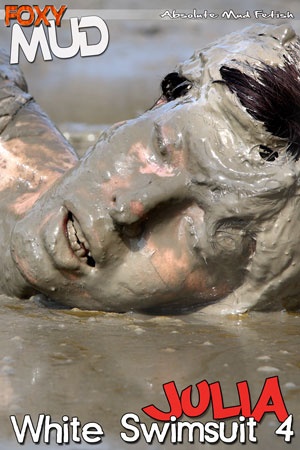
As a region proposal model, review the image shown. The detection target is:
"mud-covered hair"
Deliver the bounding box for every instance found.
[219,56,300,160]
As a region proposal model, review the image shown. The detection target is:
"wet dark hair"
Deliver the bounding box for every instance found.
[219,59,300,161]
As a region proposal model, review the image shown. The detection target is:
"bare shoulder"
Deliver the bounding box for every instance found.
[0,49,77,213]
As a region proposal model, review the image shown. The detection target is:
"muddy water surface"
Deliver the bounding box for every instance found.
[0,295,299,449]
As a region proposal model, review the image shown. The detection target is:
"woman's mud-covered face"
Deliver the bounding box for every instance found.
[11,99,251,312]
[10,24,300,313]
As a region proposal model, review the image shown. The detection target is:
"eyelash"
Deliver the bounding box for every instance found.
[161,72,192,101]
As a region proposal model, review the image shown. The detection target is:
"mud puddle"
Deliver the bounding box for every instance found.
[0,294,299,449]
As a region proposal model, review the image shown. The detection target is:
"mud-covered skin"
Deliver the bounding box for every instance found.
[0,51,77,298]
[3,24,300,313]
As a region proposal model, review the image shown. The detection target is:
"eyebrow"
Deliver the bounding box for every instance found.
[218,59,300,160]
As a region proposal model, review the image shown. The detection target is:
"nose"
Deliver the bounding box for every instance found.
[109,171,189,225]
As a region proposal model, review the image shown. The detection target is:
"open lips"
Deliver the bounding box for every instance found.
[66,212,96,267]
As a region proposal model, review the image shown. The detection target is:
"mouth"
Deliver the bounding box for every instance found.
[66,212,96,267]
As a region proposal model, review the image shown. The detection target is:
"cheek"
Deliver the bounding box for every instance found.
[148,244,206,291]
[144,204,234,299]
[144,207,206,291]
[147,236,232,299]
[149,244,188,282]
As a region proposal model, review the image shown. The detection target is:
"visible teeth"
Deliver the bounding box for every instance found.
[67,216,88,257]
[73,217,90,250]
[67,220,81,250]
[76,247,86,257]
[66,214,96,267]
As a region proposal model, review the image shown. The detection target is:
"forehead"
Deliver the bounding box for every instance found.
[178,24,297,83]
